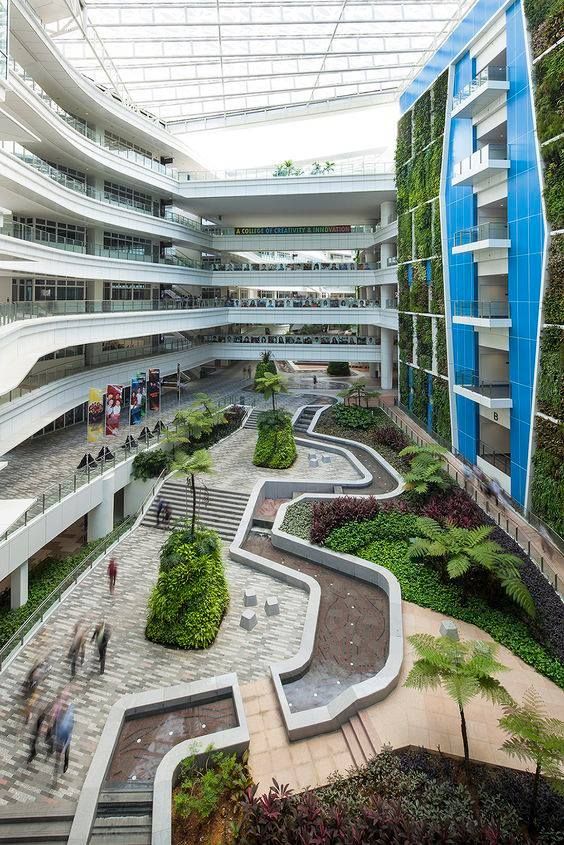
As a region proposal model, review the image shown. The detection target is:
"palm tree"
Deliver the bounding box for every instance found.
[193,392,227,426]
[499,687,564,831]
[409,517,536,617]
[338,379,368,406]
[255,372,288,411]
[405,634,512,773]
[175,407,215,442]
[172,449,214,535]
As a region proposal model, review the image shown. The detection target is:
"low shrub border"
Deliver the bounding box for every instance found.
[253,412,297,469]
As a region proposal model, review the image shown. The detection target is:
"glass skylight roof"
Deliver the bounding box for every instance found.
[48,0,475,126]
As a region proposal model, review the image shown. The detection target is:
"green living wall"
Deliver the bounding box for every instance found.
[526,1,564,535]
[396,70,450,441]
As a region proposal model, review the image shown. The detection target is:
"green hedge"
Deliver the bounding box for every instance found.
[413,91,431,154]
[430,257,444,314]
[524,0,564,55]
[145,526,229,649]
[398,212,413,262]
[530,416,564,536]
[399,313,413,363]
[326,361,351,376]
[412,368,428,421]
[414,204,432,259]
[396,111,412,169]
[396,164,409,216]
[253,414,297,469]
[435,318,448,376]
[431,200,441,256]
[255,359,277,383]
[544,233,564,325]
[431,70,448,139]
[431,376,451,441]
[409,153,427,208]
[398,264,410,310]
[536,326,564,419]
[416,316,432,370]
[533,43,564,143]
[426,143,442,199]
[542,139,564,229]
[399,362,409,405]
[359,539,564,688]
[409,262,428,312]
[0,530,126,648]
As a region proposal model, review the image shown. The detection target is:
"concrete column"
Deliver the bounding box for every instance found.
[11,560,29,609]
[380,242,395,265]
[381,283,396,309]
[0,275,11,302]
[124,477,155,517]
[367,324,379,380]
[87,478,115,542]
[380,327,394,390]
[380,201,397,225]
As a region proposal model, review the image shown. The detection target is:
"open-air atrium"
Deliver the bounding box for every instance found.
[0,1,562,842]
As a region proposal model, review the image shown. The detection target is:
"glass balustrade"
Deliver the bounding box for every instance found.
[455,368,511,399]
[452,65,507,109]
[176,159,394,181]
[453,222,509,247]
[453,301,510,319]
[453,144,509,179]
[0,296,390,325]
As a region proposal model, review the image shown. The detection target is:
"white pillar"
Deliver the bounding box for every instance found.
[380,328,394,390]
[380,242,396,265]
[124,477,155,517]
[380,201,397,226]
[11,560,29,609]
[87,477,115,541]
[381,284,396,309]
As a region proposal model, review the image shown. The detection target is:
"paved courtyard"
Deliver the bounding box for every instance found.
[0,526,308,806]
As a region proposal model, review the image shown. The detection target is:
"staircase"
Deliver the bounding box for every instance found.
[0,803,75,843]
[293,405,317,434]
[244,408,261,430]
[89,787,153,844]
[340,711,381,768]
[143,479,249,541]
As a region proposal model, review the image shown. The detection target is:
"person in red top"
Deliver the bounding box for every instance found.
[107,558,117,594]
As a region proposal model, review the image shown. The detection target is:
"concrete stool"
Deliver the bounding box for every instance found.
[439,619,459,641]
[240,610,257,631]
[244,588,257,607]
[309,458,319,468]
[265,596,280,617]
[321,454,332,463]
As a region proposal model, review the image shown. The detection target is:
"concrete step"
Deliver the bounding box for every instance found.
[90,813,152,844]
[349,714,377,763]
[340,721,367,769]
[358,710,382,756]
[97,789,153,815]
[0,820,72,843]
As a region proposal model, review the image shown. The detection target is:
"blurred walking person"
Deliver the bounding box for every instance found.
[92,621,111,674]
[53,700,74,780]
[107,558,118,594]
[27,705,48,764]
[68,623,86,677]
[155,496,165,527]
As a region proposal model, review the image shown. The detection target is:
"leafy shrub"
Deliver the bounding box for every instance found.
[399,313,414,363]
[418,486,483,528]
[416,315,432,370]
[411,368,428,422]
[132,448,172,481]
[399,361,409,405]
[533,43,564,143]
[409,262,428,313]
[325,511,419,553]
[413,90,431,154]
[280,501,312,540]
[435,318,448,376]
[331,403,377,430]
[414,204,432,259]
[253,413,296,469]
[326,361,351,376]
[398,211,413,262]
[373,424,410,453]
[174,751,250,821]
[396,111,412,169]
[542,139,564,229]
[145,526,229,649]
[310,496,380,544]
[254,358,276,384]
[398,264,410,310]
[430,257,444,314]
[530,417,564,536]
[431,70,448,139]
[256,409,288,432]
[431,377,451,442]
[544,233,564,325]
[360,539,564,687]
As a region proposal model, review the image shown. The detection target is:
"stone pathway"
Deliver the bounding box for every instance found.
[0,526,308,806]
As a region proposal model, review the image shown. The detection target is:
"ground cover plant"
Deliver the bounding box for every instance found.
[315,404,410,471]
[173,750,251,845]
[145,524,229,649]
[238,746,564,844]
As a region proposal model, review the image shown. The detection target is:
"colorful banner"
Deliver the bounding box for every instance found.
[105,384,123,437]
[129,372,147,426]
[87,388,104,443]
[233,224,352,236]
[148,368,161,412]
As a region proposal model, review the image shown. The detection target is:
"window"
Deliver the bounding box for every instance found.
[103,232,152,252]
[103,181,153,213]
[104,130,155,162]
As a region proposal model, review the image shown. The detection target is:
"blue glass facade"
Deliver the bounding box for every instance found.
[400,0,547,505]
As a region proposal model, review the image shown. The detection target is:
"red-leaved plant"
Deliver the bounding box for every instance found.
[310,496,380,544]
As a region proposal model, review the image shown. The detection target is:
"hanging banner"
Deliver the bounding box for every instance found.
[130,372,147,426]
[87,388,104,443]
[233,225,352,235]
[148,368,161,412]
[105,384,123,436]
